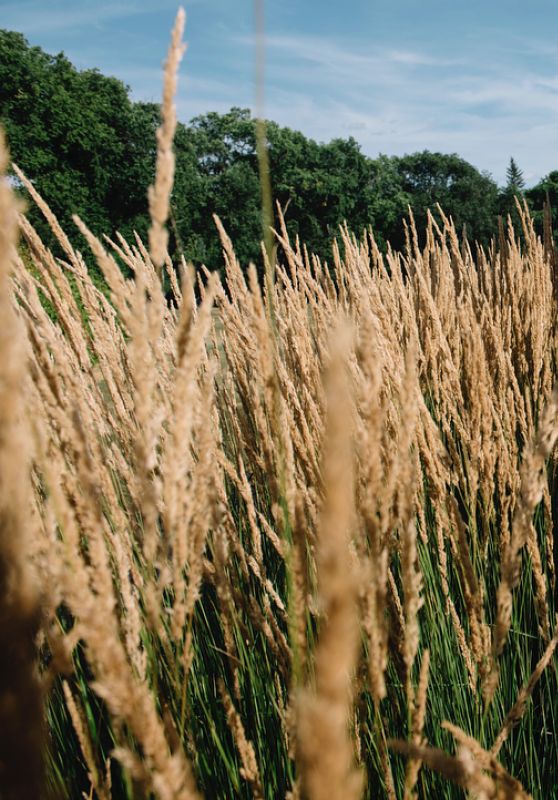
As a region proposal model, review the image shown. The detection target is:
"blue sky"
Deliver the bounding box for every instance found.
[2,0,558,185]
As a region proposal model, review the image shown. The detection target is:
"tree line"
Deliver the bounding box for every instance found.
[1,28,555,280]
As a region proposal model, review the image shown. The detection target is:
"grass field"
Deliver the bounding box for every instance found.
[1,12,558,800]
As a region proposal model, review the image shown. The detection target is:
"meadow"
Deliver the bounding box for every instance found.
[1,11,558,800]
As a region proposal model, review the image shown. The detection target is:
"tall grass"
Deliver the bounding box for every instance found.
[1,10,558,799]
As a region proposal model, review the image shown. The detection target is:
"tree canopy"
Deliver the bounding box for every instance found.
[3,28,545,278]
[0,30,158,259]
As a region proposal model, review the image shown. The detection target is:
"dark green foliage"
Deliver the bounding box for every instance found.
[367,155,413,250]
[526,171,558,248]
[1,30,510,281]
[506,157,526,193]
[267,123,376,259]
[174,108,262,269]
[499,157,527,231]
[173,108,378,274]
[526,171,558,214]
[389,150,500,250]
[0,30,158,279]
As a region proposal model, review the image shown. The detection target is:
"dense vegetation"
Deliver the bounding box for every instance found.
[3,15,558,800]
[1,27,551,280]
[4,122,558,800]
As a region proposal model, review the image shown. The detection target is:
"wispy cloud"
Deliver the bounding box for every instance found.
[382,49,458,67]
[1,0,186,36]
[235,30,558,183]
[6,1,558,185]
[238,33,457,83]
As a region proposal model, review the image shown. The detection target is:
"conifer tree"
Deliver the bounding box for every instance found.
[506,157,525,193]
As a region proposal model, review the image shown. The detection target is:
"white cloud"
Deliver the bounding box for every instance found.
[62,23,558,184]
[229,32,558,184]
[384,49,458,67]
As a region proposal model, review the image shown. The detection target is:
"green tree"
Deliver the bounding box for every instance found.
[499,156,526,230]
[367,155,412,250]
[506,156,525,192]
[0,30,156,270]
[267,123,376,259]
[525,171,558,247]
[389,150,499,250]
[172,108,380,273]
[180,108,261,269]
[1,31,508,281]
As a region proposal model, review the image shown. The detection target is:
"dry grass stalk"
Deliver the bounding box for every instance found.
[63,680,111,800]
[0,128,44,799]
[488,384,558,702]
[390,736,532,799]
[15,182,557,796]
[296,322,363,800]
[218,679,264,799]
[13,172,558,798]
[390,738,493,795]
[8,18,558,792]
[442,722,532,798]
[404,649,430,799]
[491,618,558,755]
[148,7,186,271]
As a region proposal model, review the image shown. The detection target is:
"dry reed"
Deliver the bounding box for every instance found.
[0,129,44,799]
[3,13,558,800]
